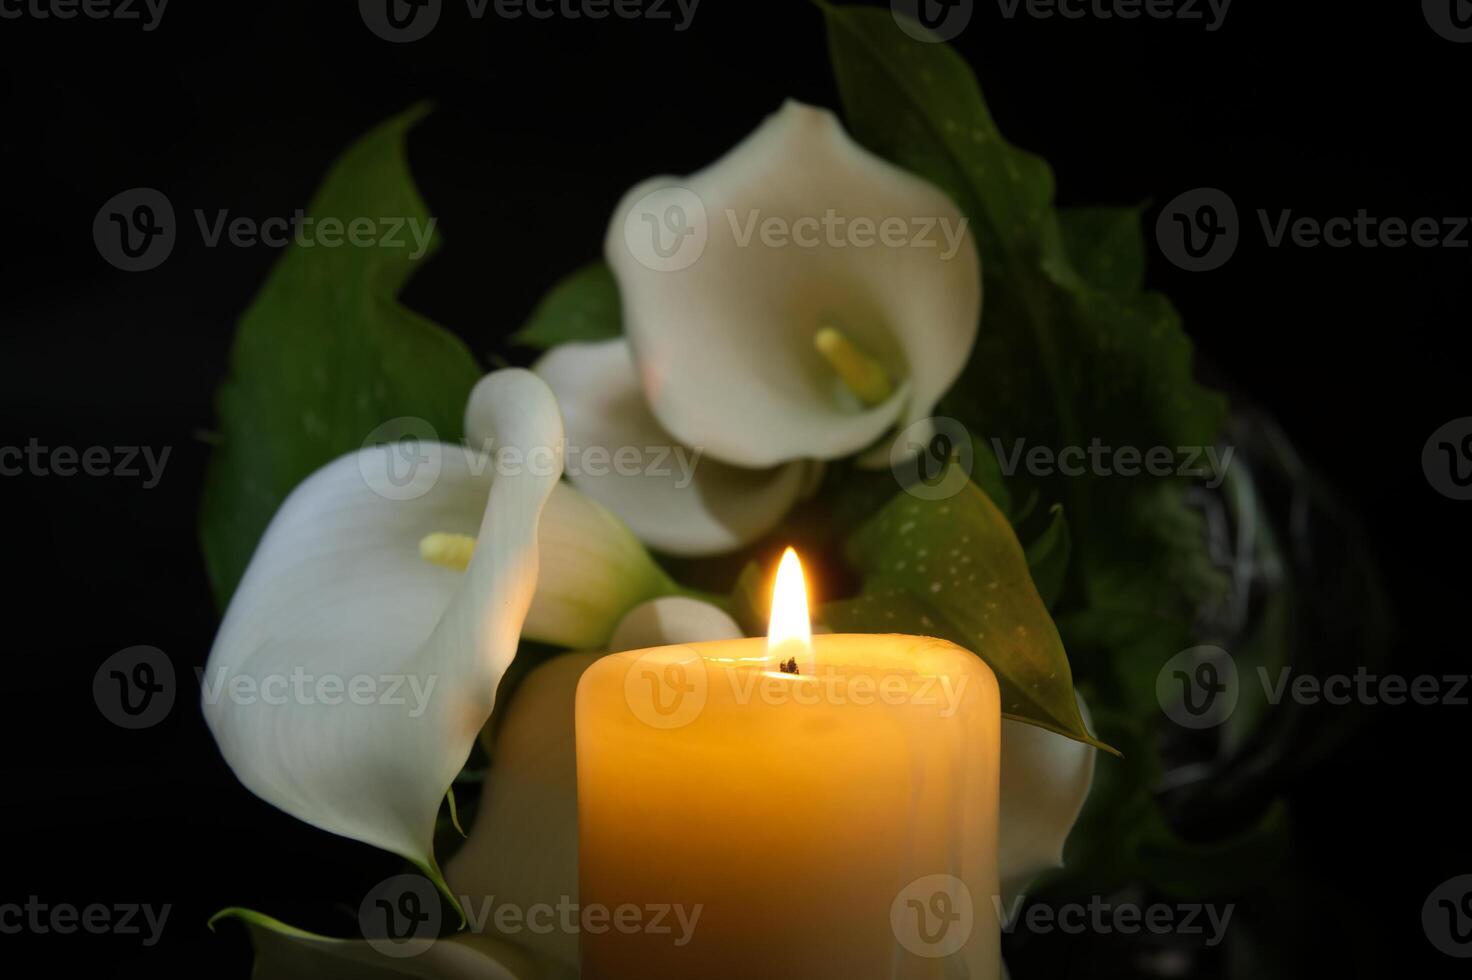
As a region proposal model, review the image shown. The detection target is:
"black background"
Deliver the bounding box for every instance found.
[1,1,1468,976]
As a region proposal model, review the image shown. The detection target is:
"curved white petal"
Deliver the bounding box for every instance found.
[998,696,1097,901]
[534,339,810,555]
[522,483,682,648]
[606,595,744,651]
[447,598,739,968]
[204,370,563,883]
[607,100,981,468]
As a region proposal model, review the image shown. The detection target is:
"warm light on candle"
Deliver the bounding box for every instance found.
[767,547,813,673]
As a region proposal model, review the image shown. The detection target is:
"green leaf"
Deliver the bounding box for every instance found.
[1056,205,1148,293]
[823,481,1115,754]
[199,105,482,606]
[1024,504,1070,609]
[822,6,1228,627]
[510,262,622,350]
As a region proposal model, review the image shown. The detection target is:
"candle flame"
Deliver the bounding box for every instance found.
[767,547,813,672]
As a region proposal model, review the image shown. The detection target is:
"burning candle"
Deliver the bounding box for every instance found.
[576,549,1001,978]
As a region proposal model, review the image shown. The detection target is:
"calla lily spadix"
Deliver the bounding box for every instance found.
[540,100,981,556]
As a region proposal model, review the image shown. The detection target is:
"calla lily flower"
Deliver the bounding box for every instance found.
[542,100,981,555]
[203,369,676,892]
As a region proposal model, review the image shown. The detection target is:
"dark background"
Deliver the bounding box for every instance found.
[1,1,1467,976]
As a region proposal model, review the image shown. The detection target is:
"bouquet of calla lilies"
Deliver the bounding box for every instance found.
[198,6,1318,977]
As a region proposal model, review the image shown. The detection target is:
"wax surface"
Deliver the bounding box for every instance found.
[576,633,1001,979]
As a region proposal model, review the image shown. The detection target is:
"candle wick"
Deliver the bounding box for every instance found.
[779,657,799,675]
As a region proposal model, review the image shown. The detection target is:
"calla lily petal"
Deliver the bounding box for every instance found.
[606,595,744,651]
[204,369,563,886]
[214,907,571,980]
[534,339,811,555]
[520,482,683,648]
[607,100,981,468]
[997,695,1098,901]
[447,598,739,968]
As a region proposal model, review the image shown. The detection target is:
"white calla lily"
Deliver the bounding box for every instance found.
[607,99,981,469]
[203,369,670,891]
[534,338,813,555]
